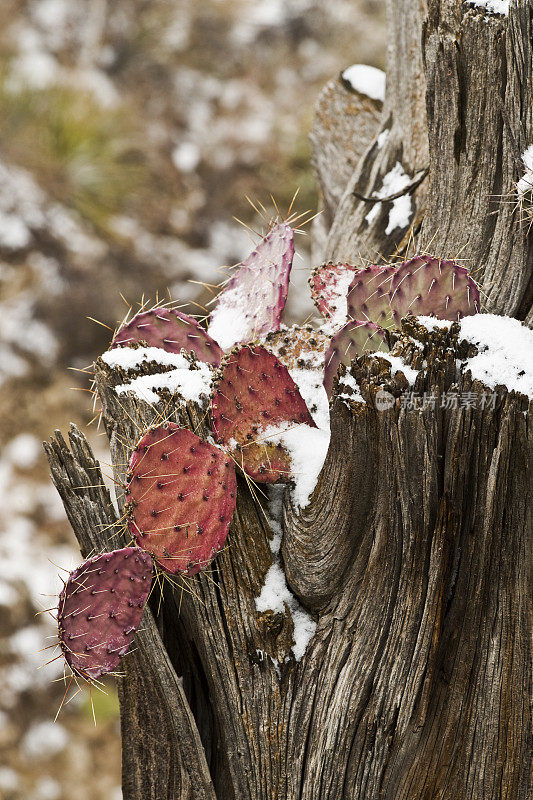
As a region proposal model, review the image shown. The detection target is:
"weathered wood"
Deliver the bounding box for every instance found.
[310,76,383,227]
[47,326,532,799]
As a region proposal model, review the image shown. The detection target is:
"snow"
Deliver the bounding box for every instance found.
[326,268,356,330]
[459,314,533,399]
[416,316,452,331]
[341,64,386,102]
[365,162,413,234]
[172,142,201,173]
[376,129,389,148]
[102,346,213,405]
[260,422,330,509]
[102,346,198,371]
[336,371,364,405]
[288,366,330,431]
[517,146,533,200]
[208,284,250,350]
[4,433,41,469]
[379,354,419,385]
[0,210,32,250]
[254,486,317,662]
[22,721,68,758]
[467,0,509,14]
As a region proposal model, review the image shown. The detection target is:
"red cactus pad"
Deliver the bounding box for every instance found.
[309,262,359,323]
[323,320,389,398]
[127,424,236,575]
[210,345,316,483]
[208,223,294,350]
[112,307,223,366]
[389,255,481,325]
[57,547,152,681]
[346,264,396,328]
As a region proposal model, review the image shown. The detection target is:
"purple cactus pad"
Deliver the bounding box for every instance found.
[112,308,223,366]
[208,223,294,350]
[57,547,152,681]
[323,320,389,398]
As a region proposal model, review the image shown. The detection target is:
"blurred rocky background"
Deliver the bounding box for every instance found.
[0,1,385,797]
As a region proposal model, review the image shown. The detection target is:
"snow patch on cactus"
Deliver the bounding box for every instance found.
[459,314,533,399]
[209,222,294,350]
[341,64,386,102]
[255,486,316,662]
[261,422,330,509]
[365,162,413,234]
[288,366,330,431]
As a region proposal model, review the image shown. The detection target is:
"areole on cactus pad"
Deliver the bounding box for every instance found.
[112,307,223,366]
[210,344,316,483]
[126,424,237,575]
[346,264,395,328]
[57,547,152,680]
[208,222,294,350]
[323,320,390,398]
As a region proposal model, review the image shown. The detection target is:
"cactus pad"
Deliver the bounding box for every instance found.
[346,265,395,328]
[389,256,481,324]
[127,424,236,575]
[309,262,359,323]
[323,320,389,397]
[208,223,294,350]
[57,547,152,681]
[112,307,223,366]
[210,345,316,483]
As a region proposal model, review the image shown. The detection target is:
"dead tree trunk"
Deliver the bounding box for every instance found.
[46,2,532,799]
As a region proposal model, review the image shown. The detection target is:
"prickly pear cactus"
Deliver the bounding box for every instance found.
[126,424,237,575]
[113,307,224,366]
[211,345,316,482]
[208,223,294,350]
[389,256,481,324]
[323,320,389,398]
[309,262,359,324]
[346,265,395,328]
[57,547,152,680]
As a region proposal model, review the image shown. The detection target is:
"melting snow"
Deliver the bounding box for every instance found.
[365,162,413,235]
[255,486,317,661]
[459,314,533,399]
[261,422,330,509]
[288,366,330,431]
[341,64,386,102]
